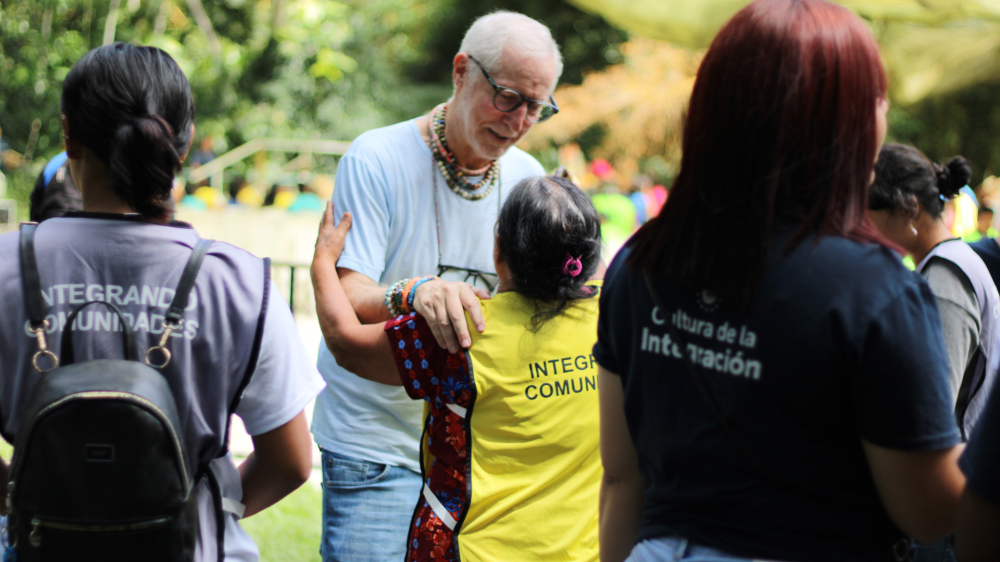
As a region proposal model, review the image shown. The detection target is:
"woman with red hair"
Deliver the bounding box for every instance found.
[596,1,966,561]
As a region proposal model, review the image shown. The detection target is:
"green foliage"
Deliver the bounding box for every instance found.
[4,168,37,220]
[889,80,1000,187]
[401,0,628,86]
[0,0,442,169]
[0,0,625,218]
[0,0,91,160]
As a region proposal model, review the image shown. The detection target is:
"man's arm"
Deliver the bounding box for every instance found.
[599,367,646,562]
[314,197,489,357]
[338,268,395,324]
[335,256,490,357]
[337,267,490,355]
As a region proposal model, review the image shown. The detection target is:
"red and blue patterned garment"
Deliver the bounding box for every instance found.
[387,312,474,562]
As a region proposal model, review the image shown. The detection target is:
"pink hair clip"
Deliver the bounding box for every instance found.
[562,253,583,277]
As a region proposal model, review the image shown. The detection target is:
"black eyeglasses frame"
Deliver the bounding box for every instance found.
[467,55,559,124]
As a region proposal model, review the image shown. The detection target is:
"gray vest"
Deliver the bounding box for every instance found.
[918,239,1000,438]
[0,214,269,469]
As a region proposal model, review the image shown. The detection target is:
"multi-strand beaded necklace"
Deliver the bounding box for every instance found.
[429,103,500,201]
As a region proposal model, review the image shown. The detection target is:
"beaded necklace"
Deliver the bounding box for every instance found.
[429,103,500,201]
[432,157,501,293]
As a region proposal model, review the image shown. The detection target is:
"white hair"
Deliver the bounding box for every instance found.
[458,11,563,87]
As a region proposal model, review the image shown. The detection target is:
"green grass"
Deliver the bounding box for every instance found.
[241,482,323,562]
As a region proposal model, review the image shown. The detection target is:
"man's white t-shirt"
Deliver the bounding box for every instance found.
[311,118,545,472]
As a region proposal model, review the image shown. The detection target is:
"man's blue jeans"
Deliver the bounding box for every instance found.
[627,537,764,562]
[910,536,957,562]
[319,448,422,562]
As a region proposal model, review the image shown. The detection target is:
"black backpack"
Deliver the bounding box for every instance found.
[6,222,213,562]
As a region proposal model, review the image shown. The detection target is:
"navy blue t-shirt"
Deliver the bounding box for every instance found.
[960,370,1000,504]
[968,237,1000,292]
[594,227,961,562]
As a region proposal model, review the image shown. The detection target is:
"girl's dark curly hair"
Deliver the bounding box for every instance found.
[496,176,602,331]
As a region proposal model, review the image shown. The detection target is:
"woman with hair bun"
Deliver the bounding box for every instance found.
[0,43,324,561]
[311,175,604,562]
[869,144,999,441]
[596,1,966,561]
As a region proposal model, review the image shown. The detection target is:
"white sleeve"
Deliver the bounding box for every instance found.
[331,153,392,283]
[235,280,326,435]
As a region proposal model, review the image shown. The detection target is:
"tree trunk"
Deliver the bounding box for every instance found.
[153,0,170,37]
[82,0,93,48]
[186,0,222,59]
[102,0,121,46]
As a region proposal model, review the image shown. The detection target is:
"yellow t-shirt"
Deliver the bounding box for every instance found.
[388,285,602,562]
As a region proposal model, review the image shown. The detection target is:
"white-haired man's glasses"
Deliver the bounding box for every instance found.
[468,55,559,124]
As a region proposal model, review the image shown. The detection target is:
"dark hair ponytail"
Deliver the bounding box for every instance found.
[109,115,182,220]
[870,143,972,219]
[496,176,602,331]
[62,43,194,222]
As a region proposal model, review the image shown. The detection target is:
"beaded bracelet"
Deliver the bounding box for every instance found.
[394,281,407,314]
[385,279,409,317]
[394,279,408,314]
[407,276,438,311]
[400,278,421,314]
[384,286,395,316]
[385,276,440,317]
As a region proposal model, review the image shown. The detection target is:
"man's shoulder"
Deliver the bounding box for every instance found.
[499,145,545,176]
[345,120,422,161]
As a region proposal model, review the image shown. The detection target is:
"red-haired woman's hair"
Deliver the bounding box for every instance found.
[628,0,888,308]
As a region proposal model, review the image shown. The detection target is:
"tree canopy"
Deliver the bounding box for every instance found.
[565,0,1000,105]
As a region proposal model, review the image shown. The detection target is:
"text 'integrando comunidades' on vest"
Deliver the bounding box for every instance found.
[22,284,201,339]
[524,354,598,400]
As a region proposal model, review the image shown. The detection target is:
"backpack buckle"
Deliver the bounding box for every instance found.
[28,320,58,373]
[144,322,178,369]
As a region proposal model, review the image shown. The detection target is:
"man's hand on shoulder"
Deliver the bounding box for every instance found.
[413,280,490,354]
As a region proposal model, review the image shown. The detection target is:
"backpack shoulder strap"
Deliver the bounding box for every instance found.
[19,222,47,328]
[165,239,214,327]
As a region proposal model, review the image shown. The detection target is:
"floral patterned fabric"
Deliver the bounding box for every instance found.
[387,312,474,562]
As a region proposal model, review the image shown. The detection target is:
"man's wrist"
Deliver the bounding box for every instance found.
[408,276,438,310]
[385,276,439,317]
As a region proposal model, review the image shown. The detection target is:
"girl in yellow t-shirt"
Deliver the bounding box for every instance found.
[312,176,603,562]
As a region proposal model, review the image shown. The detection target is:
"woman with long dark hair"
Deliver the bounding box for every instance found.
[0,44,323,561]
[310,176,604,561]
[596,1,966,561]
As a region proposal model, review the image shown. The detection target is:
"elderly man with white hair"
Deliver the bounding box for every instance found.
[310,11,563,561]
